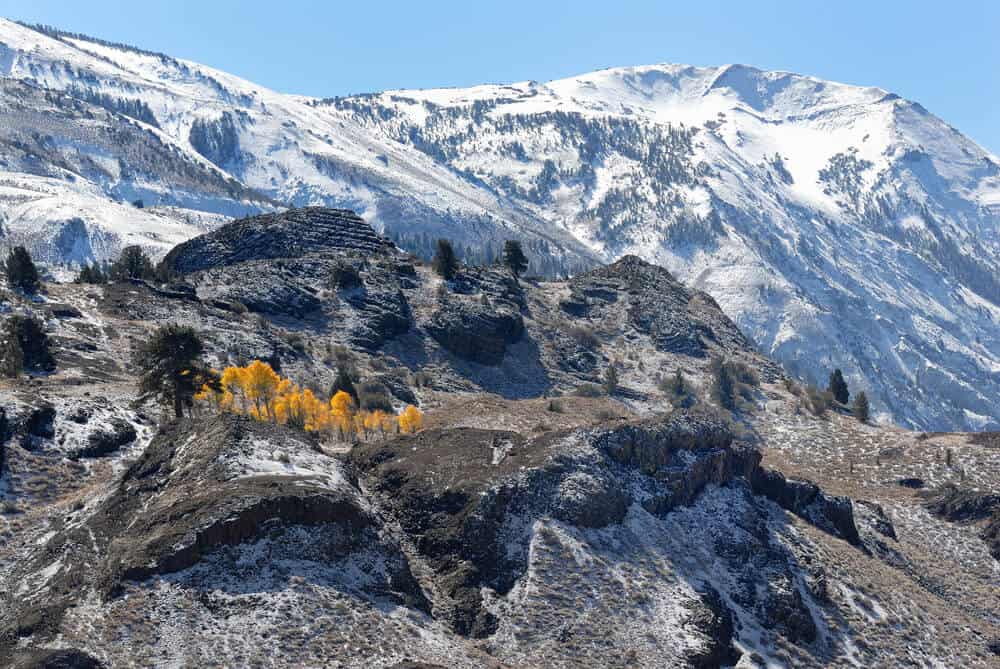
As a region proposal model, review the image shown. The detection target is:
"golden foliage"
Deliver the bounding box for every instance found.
[398,404,423,434]
[196,360,425,441]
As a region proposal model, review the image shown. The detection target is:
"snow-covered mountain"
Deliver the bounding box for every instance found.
[0,18,998,431]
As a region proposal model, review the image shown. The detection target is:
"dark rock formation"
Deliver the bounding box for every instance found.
[426,299,523,365]
[352,410,766,639]
[751,468,862,546]
[161,207,394,274]
[13,648,105,669]
[425,267,527,365]
[686,585,742,668]
[71,419,136,459]
[0,416,428,661]
[567,256,782,379]
[0,403,57,451]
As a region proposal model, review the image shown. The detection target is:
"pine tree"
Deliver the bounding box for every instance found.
[110,245,155,282]
[431,239,458,280]
[75,262,107,284]
[502,240,528,278]
[5,246,40,294]
[828,368,850,405]
[666,368,685,396]
[852,391,870,423]
[330,364,358,403]
[603,364,619,396]
[135,325,216,418]
[0,322,24,378]
[710,356,736,410]
[1,315,54,376]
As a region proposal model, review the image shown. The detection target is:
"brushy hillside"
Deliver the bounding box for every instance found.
[0,209,996,667]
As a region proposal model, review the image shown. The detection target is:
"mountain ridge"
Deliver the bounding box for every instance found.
[0,17,998,431]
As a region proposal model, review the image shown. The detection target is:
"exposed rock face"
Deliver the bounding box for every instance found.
[751,468,862,547]
[71,419,136,459]
[685,586,741,669]
[426,300,523,365]
[565,256,782,379]
[425,267,526,365]
[0,403,57,452]
[13,648,105,669]
[158,207,415,347]
[161,207,394,274]
[350,408,842,649]
[0,416,427,664]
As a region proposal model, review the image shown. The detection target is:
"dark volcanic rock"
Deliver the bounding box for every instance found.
[161,207,394,274]
[344,285,412,349]
[568,255,782,379]
[0,416,428,660]
[1,403,57,451]
[751,468,862,546]
[686,585,742,668]
[13,648,105,669]
[426,299,524,365]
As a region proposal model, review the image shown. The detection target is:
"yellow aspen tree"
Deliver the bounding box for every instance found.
[398,405,424,434]
[330,390,355,440]
[364,410,385,438]
[242,360,281,421]
[221,366,248,413]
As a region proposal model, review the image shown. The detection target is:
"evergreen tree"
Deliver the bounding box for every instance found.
[710,356,736,410]
[502,240,528,278]
[75,262,107,284]
[852,391,870,423]
[1,314,55,376]
[431,239,458,280]
[828,368,850,405]
[329,364,358,403]
[603,364,619,396]
[135,325,216,418]
[666,368,685,397]
[110,245,155,282]
[0,322,24,378]
[5,246,40,294]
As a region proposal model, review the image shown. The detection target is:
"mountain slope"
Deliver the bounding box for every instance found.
[1,210,996,667]
[0,19,998,430]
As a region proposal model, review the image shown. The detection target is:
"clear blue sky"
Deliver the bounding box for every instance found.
[5,0,999,153]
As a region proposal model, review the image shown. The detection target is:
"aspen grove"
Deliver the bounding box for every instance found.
[194,360,422,440]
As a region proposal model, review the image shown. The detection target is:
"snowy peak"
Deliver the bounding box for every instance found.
[0,18,998,431]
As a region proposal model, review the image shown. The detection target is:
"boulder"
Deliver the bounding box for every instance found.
[71,419,137,459]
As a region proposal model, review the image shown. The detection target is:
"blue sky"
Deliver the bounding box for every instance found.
[6,0,999,153]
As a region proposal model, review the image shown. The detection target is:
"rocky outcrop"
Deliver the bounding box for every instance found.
[751,468,862,547]
[685,586,741,669]
[12,648,105,669]
[161,207,394,274]
[70,419,136,459]
[352,411,765,638]
[0,416,428,662]
[425,267,527,365]
[426,299,523,365]
[568,256,783,379]
[0,402,56,452]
